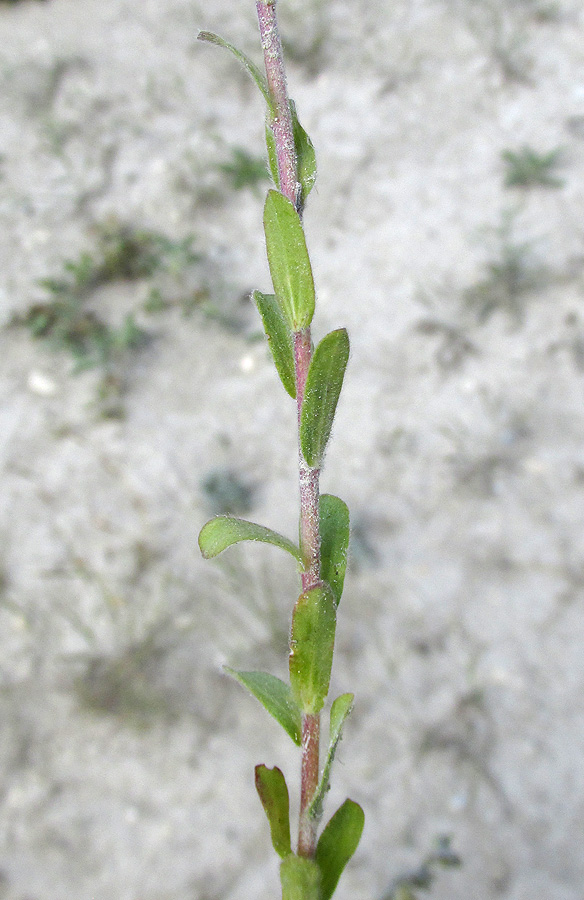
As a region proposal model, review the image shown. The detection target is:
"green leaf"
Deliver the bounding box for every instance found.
[266,103,317,206]
[198,516,302,564]
[265,121,280,188]
[280,855,321,900]
[225,669,302,745]
[308,693,354,821]
[319,494,350,607]
[300,329,350,467]
[289,584,336,714]
[315,799,365,900]
[255,765,292,859]
[253,290,296,398]
[290,100,317,206]
[263,189,315,331]
[197,31,274,116]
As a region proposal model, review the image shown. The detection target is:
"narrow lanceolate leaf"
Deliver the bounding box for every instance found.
[197,31,274,116]
[290,100,317,205]
[319,494,350,607]
[289,584,336,714]
[198,516,302,564]
[225,669,302,745]
[263,189,315,330]
[253,290,296,398]
[300,329,350,467]
[280,855,321,900]
[265,120,279,188]
[255,765,292,859]
[315,799,365,900]
[308,693,354,821]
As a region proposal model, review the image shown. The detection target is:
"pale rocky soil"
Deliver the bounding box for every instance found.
[1,1,584,898]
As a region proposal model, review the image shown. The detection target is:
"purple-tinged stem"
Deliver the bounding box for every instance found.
[257,0,321,859]
[295,329,320,592]
[256,0,298,206]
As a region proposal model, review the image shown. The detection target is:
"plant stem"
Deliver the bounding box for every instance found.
[295,329,320,590]
[256,0,298,206]
[298,712,320,857]
[257,0,322,859]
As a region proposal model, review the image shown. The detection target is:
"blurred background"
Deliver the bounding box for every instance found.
[1,0,583,898]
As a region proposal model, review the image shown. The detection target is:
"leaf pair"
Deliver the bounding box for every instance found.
[257,221,350,465]
[256,765,364,900]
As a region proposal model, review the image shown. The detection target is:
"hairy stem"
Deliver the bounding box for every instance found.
[257,0,321,859]
[256,0,298,206]
[295,329,321,590]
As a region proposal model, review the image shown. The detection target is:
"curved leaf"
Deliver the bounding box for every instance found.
[264,190,315,330]
[300,329,350,467]
[253,290,296,398]
[319,494,350,607]
[255,765,292,858]
[225,669,302,745]
[315,799,365,900]
[289,584,336,714]
[197,31,274,115]
[199,516,302,564]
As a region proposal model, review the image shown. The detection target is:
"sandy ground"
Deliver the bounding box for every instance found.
[1,0,584,898]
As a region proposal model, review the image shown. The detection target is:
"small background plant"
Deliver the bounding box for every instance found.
[462,210,549,325]
[502,145,564,188]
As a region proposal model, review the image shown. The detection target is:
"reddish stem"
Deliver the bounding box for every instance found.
[297,713,320,857]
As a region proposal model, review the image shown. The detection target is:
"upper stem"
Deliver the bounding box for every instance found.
[256,0,298,206]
